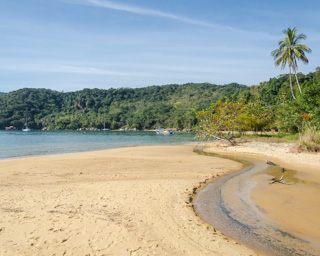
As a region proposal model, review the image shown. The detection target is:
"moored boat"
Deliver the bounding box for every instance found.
[22,118,31,132]
[101,120,110,131]
[156,128,175,135]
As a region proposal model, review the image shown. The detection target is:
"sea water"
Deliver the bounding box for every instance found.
[0,130,198,160]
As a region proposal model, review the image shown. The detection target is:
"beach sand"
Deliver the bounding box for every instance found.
[0,145,257,256]
[1,142,319,256]
[204,141,320,253]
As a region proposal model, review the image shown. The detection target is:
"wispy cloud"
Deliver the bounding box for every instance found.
[61,0,237,31]
[0,62,153,77]
[56,65,155,77]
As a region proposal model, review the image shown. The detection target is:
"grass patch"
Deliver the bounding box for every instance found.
[238,131,320,152]
[240,132,299,143]
[300,142,320,152]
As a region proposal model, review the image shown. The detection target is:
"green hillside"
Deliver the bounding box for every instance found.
[1,68,319,132]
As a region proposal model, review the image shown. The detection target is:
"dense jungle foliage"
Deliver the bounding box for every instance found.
[0,68,319,133]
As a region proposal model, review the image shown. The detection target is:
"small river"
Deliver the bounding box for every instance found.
[194,147,320,256]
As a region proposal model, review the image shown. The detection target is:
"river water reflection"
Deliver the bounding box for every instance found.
[194,147,320,256]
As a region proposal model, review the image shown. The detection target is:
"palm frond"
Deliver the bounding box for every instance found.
[295,43,312,53]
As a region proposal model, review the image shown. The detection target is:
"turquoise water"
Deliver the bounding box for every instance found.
[0,130,198,160]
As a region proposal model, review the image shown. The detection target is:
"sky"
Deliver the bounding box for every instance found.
[1,0,320,92]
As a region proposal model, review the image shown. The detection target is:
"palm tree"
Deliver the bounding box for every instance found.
[271,27,311,100]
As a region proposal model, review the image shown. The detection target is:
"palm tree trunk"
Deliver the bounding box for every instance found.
[288,67,296,100]
[293,67,302,93]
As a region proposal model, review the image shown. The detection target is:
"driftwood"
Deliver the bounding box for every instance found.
[265,160,277,166]
[269,174,284,184]
[265,161,287,184]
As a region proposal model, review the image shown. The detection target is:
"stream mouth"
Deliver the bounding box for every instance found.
[194,147,320,256]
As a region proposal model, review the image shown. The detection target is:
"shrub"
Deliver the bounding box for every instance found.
[300,129,320,152]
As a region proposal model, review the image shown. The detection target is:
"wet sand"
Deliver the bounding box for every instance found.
[203,141,320,255]
[0,145,256,256]
[252,169,320,250]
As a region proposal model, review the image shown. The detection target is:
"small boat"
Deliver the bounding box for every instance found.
[156,128,175,135]
[101,120,110,131]
[22,118,31,132]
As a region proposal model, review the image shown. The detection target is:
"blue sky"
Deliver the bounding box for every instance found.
[1,0,319,92]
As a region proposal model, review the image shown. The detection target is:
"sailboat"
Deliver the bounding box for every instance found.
[22,118,31,132]
[101,120,110,131]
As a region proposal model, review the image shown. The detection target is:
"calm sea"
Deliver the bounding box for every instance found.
[0,130,198,160]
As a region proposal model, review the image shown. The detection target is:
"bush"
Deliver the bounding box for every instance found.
[300,129,320,152]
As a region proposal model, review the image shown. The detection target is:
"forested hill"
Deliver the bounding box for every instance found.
[0,69,319,130]
[0,82,249,130]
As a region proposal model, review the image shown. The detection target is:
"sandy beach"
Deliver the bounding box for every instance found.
[1,142,319,256]
[0,144,256,256]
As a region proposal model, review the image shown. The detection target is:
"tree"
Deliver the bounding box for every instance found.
[241,104,275,134]
[271,27,311,99]
[196,100,247,144]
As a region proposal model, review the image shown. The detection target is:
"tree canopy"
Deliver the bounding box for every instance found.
[1,68,319,135]
[0,83,248,130]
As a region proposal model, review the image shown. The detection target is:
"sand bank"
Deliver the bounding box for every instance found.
[0,145,257,256]
[204,141,320,254]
